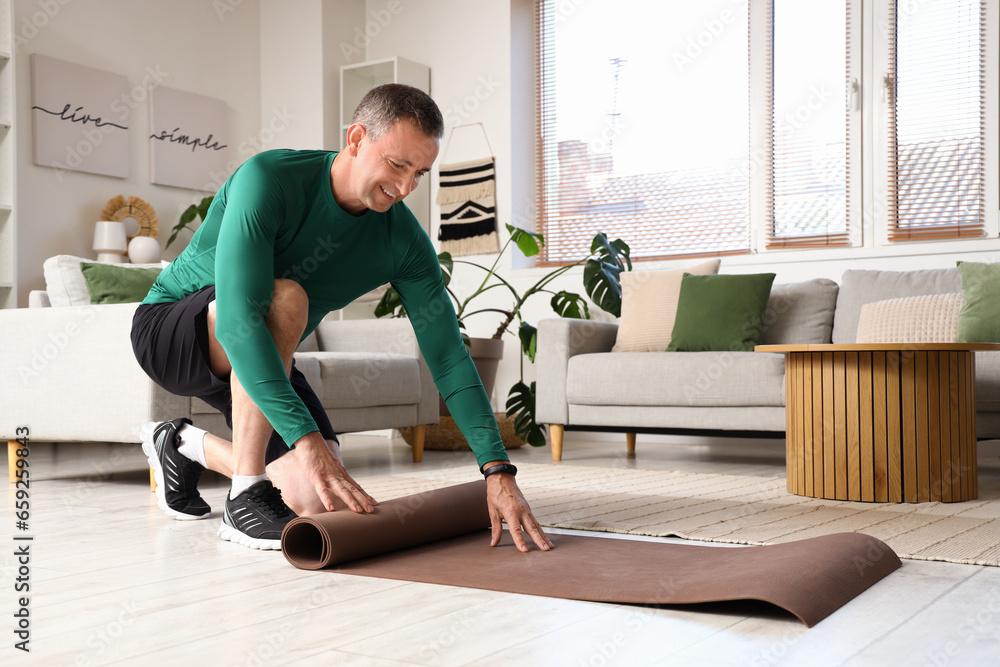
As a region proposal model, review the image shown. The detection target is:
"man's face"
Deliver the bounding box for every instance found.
[349,119,439,214]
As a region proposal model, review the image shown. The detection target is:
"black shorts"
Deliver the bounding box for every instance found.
[130,285,337,465]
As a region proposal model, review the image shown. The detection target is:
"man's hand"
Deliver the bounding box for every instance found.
[293,432,377,513]
[484,463,555,553]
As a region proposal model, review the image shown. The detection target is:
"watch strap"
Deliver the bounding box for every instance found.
[481,462,518,479]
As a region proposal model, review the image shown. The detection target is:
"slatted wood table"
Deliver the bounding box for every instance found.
[756,343,1000,503]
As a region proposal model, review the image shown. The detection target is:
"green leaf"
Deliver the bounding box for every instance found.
[178,204,199,226]
[196,196,214,219]
[518,322,537,362]
[582,233,632,317]
[373,286,405,318]
[505,381,547,447]
[505,223,544,258]
[438,251,454,288]
[550,291,590,320]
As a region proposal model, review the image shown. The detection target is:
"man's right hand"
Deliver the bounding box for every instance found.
[293,432,377,513]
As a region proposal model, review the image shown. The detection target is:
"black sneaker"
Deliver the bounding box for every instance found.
[217,480,296,550]
[141,418,211,520]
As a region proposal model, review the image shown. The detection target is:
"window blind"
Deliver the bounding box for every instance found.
[534,0,751,265]
[887,0,985,241]
[767,0,852,248]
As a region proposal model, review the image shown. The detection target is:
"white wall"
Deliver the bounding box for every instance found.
[260,0,326,151]
[259,0,366,152]
[13,0,262,304]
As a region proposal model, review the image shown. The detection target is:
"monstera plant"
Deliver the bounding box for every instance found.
[375,223,631,447]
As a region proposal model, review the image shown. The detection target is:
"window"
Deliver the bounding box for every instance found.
[885,0,986,241]
[767,0,854,247]
[533,0,995,263]
[535,0,751,264]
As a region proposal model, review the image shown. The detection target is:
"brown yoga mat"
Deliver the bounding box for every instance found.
[281,481,901,627]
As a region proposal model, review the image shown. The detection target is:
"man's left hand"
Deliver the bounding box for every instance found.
[484,467,555,553]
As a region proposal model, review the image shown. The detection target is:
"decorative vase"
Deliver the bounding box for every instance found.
[128,235,161,264]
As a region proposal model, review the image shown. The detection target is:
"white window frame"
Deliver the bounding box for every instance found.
[870,0,999,247]
[527,0,1000,270]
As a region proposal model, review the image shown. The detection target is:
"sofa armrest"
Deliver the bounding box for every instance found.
[28,291,51,308]
[0,303,190,442]
[536,318,620,425]
[314,318,438,425]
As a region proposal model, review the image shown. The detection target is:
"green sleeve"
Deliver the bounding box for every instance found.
[391,225,508,469]
[213,161,318,447]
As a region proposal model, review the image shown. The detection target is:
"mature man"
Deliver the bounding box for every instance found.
[131,84,554,553]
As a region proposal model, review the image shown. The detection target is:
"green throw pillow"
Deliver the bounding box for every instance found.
[956,261,1000,343]
[80,262,161,305]
[667,273,777,352]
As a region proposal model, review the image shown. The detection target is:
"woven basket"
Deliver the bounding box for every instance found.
[399,412,526,451]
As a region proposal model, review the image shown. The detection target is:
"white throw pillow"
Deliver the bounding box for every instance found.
[42,255,162,307]
[612,258,722,352]
[855,293,962,344]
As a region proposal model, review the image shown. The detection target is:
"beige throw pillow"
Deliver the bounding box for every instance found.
[612,259,722,352]
[855,293,962,344]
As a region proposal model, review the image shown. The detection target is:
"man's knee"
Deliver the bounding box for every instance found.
[268,279,309,330]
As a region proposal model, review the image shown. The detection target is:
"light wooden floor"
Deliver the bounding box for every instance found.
[6,432,1000,666]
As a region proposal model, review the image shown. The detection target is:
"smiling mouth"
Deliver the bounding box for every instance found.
[380,185,396,200]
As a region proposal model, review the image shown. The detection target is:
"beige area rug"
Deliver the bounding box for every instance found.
[356,462,1000,567]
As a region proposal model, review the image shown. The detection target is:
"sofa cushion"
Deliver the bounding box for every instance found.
[611,258,721,352]
[831,268,961,344]
[80,262,162,304]
[760,278,840,345]
[43,254,162,307]
[296,330,320,353]
[668,273,776,352]
[311,352,421,408]
[566,351,786,408]
[956,261,1000,343]
[856,293,961,344]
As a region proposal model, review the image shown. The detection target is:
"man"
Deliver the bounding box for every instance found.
[131,84,554,553]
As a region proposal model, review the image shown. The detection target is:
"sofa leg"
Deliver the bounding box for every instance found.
[8,440,26,484]
[150,467,157,492]
[550,425,564,461]
[411,424,425,462]
[626,432,636,454]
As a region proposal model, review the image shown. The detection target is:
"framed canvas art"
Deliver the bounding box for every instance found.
[149,86,229,191]
[30,54,130,178]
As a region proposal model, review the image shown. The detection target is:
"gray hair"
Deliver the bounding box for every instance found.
[351,83,444,141]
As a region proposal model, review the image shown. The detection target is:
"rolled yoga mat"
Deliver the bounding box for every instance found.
[281,481,901,627]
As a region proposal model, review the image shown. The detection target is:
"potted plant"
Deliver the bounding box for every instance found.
[375,224,631,447]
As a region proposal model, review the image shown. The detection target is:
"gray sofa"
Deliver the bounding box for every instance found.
[537,267,1000,460]
[1,256,439,483]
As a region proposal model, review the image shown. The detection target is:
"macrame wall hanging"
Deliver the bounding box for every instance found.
[436,123,500,257]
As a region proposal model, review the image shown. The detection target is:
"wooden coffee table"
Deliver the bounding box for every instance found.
[756,343,1000,503]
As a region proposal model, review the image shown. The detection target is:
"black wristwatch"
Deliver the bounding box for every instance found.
[481,462,518,479]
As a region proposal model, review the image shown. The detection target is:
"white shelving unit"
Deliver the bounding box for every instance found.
[0,0,15,309]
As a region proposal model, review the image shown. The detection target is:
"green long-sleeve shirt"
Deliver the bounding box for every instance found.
[143,149,507,468]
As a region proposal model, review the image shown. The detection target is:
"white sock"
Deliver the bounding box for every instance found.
[231,474,267,499]
[175,424,209,468]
